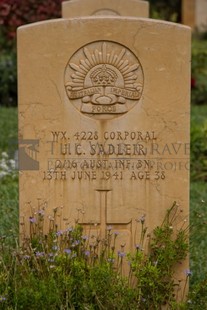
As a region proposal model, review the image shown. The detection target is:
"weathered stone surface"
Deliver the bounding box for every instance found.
[18,17,191,289]
[196,0,207,30]
[62,0,149,18]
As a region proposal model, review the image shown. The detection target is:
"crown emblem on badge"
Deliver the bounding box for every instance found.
[90,65,118,86]
[66,42,141,91]
[64,41,144,120]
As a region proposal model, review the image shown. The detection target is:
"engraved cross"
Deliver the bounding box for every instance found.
[80,189,132,243]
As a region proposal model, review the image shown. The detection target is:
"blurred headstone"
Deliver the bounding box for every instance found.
[62,0,149,18]
[182,0,207,31]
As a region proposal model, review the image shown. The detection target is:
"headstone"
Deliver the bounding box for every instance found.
[62,0,149,18]
[182,0,207,31]
[18,17,190,290]
[182,0,195,29]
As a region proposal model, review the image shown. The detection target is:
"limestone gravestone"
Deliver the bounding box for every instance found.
[62,0,149,18]
[18,17,191,288]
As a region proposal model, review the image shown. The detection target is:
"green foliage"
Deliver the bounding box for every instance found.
[190,182,207,285]
[0,204,189,309]
[0,157,18,245]
[0,107,18,243]
[190,105,207,181]
[149,0,181,22]
[129,203,189,308]
[191,40,207,105]
[0,51,17,107]
[0,107,18,154]
[191,122,207,181]
[0,0,64,107]
[188,279,207,309]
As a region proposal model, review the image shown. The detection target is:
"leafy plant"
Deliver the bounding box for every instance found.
[190,182,207,285]
[190,106,207,181]
[149,0,181,22]
[0,51,17,106]
[0,202,190,309]
[191,40,207,105]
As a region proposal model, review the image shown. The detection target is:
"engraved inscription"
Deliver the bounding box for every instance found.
[64,41,144,120]
[42,130,189,182]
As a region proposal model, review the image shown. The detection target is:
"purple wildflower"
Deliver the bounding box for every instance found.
[0,296,6,302]
[139,215,145,224]
[23,255,30,260]
[107,225,112,231]
[29,217,36,223]
[135,244,141,250]
[64,249,71,255]
[118,251,126,258]
[56,230,64,236]
[84,250,90,257]
[185,269,192,277]
[72,240,80,247]
[67,227,73,232]
[82,235,88,240]
[48,253,54,262]
[35,251,44,257]
[38,209,44,216]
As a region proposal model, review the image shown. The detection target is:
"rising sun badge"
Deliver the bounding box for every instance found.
[64,41,144,120]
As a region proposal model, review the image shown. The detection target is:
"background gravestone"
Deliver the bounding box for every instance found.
[62,0,149,18]
[182,0,207,31]
[18,17,190,288]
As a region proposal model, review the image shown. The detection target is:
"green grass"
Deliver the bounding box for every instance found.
[0,106,18,154]
[0,106,18,242]
[190,182,207,284]
[0,175,18,242]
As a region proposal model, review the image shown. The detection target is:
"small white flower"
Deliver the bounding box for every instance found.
[1,152,8,159]
[9,159,16,170]
[0,171,8,179]
[0,153,17,179]
[0,159,9,171]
